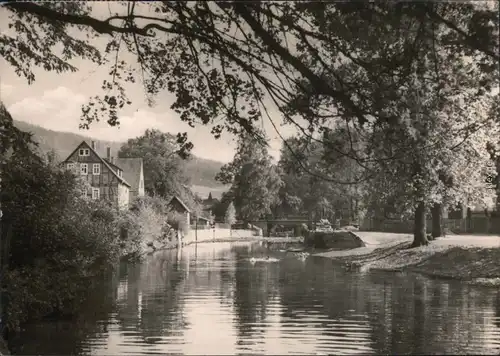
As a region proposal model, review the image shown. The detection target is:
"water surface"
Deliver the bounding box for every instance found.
[10,242,500,355]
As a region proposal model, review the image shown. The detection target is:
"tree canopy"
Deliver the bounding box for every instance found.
[2,1,499,245]
[278,123,365,223]
[2,2,498,153]
[224,201,236,226]
[118,128,190,197]
[216,132,282,223]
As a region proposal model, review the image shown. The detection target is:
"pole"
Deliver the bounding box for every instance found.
[195,215,198,243]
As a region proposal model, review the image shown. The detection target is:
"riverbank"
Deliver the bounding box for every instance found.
[122,235,303,261]
[314,233,500,286]
[183,235,302,246]
[150,235,302,252]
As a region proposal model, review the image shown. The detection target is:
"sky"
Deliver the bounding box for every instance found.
[0,2,294,163]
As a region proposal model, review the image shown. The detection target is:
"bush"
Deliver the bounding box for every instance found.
[1,150,121,331]
[130,195,169,215]
[166,211,189,235]
[116,210,143,257]
[121,196,178,257]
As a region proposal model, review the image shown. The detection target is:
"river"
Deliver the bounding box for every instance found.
[9,241,500,355]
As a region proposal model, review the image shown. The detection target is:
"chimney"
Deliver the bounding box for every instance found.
[106,147,111,160]
[111,156,114,164]
[91,141,96,150]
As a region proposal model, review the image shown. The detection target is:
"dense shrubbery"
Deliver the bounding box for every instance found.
[0,108,194,334]
[166,210,189,235]
[121,195,188,259]
[1,149,121,331]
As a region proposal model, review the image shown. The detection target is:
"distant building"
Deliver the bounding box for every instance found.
[167,195,192,226]
[62,140,145,209]
[114,157,145,203]
[196,215,211,227]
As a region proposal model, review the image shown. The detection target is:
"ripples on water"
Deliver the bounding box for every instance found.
[9,241,500,355]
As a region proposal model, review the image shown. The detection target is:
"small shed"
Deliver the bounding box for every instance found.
[196,215,211,227]
[168,195,191,226]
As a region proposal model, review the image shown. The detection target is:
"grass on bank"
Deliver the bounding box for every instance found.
[336,239,500,285]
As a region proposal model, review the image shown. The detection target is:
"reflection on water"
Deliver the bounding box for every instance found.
[9,242,500,355]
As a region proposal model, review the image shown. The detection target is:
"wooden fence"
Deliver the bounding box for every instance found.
[190,222,233,230]
[184,227,259,243]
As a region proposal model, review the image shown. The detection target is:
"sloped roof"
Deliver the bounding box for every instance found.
[168,195,191,213]
[103,158,121,172]
[115,157,143,192]
[62,141,131,187]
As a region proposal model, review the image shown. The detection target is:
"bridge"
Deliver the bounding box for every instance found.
[250,219,310,236]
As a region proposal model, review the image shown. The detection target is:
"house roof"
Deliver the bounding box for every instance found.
[62,141,131,187]
[114,157,143,192]
[103,158,122,172]
[168,195,192,213]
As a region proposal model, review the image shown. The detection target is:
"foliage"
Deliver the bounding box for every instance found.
[0,103,34,160]
[119,129,191,196]
[1,147,121,330]
[278,125,365,222]
[280,1,498,244]
[2,2,497,151]
[217,132,282,222]
[123,195,180,256]
[130,194,170,215]
[211,190,234,222]
[116,209,142,256]
[166,211,189,235]
[361,59,499,241]
[2,2,498,246]
[224,202,236,226]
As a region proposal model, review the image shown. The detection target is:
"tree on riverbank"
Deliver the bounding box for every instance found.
[119,129,191,197]
[216,132,282,223]
[1,105,122,332]
[356,37,498,245]
[281,2,498,246]
[224,202,236,236]
[278,127,365,224]
[1,2,498,247]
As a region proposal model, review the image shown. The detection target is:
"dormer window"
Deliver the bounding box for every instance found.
[118,170,122,178]
[79,148,90,156]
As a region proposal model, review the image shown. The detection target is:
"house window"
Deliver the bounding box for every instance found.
[92,188,100,200]
[66,163,75,170]
[93,163,101,175]
[80,163,88,175]
[79,148,90,156]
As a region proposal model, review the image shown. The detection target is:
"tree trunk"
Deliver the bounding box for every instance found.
[412,201,429,248]
[431,203,443,239]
